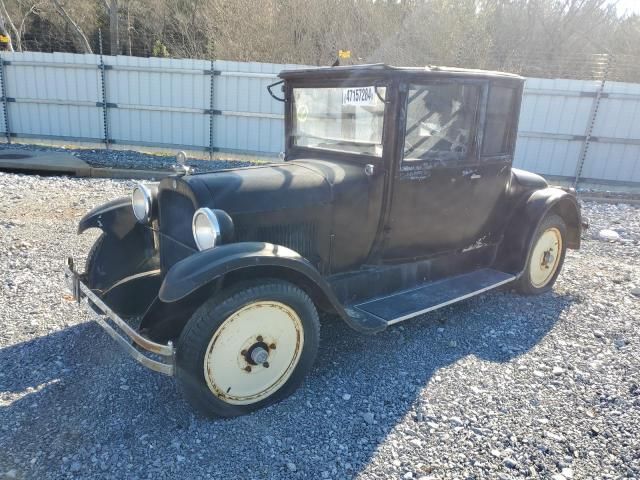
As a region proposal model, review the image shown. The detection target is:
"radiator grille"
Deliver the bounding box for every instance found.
[158,189,197,273]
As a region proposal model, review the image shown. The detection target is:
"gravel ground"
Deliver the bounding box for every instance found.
[0,172,639,480]
[0,142,257,172]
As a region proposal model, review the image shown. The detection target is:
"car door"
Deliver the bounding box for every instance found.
[465,82,521,245]
[381,80,485,260]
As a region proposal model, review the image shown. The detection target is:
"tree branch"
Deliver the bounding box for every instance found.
[51,0,93,54]
[19,3,43,40]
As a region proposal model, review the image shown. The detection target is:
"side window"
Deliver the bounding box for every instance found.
[482,85,516,156]
[403,83,479,162]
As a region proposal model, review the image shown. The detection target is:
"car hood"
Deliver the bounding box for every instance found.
[166,159,370,214]
[173,161,332,214]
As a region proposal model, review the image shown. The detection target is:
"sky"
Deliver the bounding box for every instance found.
[607,0,640,16]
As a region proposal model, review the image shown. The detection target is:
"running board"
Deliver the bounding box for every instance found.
[351,268,515,325]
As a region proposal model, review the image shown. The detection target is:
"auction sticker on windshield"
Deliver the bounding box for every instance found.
[342,86,377,106]
[296,103,309,122]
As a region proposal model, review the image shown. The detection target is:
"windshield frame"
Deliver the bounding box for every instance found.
[284,77,392,164]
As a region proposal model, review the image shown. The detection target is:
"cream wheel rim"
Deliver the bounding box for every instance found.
[203,301,304,405]
[529,227,562,288]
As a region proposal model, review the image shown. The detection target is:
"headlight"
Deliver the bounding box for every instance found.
[131,184,154,223]
[192,208,221,251]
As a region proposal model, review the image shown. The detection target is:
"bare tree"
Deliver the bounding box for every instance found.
[102,0,119,55]
[126,0,132,55]
[2,0,640,82]
[51,0,93,53]
[18,2,43,43]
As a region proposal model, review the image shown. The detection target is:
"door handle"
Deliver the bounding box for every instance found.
[365,164,375,176]
[462,168,482,180]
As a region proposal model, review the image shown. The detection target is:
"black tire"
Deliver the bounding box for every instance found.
[515,213,567,295]
[175,279,320,418]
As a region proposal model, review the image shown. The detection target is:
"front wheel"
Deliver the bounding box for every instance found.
[176,280,320,417]
[515,213,567,295]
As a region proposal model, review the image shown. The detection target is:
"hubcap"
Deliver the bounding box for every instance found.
[250,346,269,365]
[529,227,562,288]
[203,301,304,405]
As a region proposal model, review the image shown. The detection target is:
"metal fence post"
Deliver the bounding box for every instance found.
[0,54,12,144]
[573,54,611,187]
[208,58,215,159]
[98,30,111,149]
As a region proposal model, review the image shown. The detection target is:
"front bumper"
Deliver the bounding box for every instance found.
[64,257,175,376]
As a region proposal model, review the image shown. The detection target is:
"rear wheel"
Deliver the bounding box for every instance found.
[176,280,320,417]
[516,213,567,295]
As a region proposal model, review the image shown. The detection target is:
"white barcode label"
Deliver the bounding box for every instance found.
[342,86,377,106]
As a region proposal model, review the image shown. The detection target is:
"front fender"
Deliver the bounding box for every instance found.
[497,187,581,275]
[157,242,373,332]
[78,196,137,239]
[160,242,333,303]
[78,196,158,291]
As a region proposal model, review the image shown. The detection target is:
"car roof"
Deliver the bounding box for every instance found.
[279,63,524,82]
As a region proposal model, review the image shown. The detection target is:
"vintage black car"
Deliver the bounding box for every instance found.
[65,64,582,417]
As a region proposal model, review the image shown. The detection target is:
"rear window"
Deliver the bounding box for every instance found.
[482,85,516,156]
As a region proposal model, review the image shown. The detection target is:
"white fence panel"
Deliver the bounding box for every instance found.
[213,60,282,153]
[2,51,103,141]
[0,52,298,155]
[579,80,640,183]
[515,78,597,178]
[105,56,211,149]
[515,77,640,184]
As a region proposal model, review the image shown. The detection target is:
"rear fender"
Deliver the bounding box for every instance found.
[497,187,581,276]
[155,242,366,332]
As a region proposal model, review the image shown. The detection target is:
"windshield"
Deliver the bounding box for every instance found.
[292,86,386,156]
